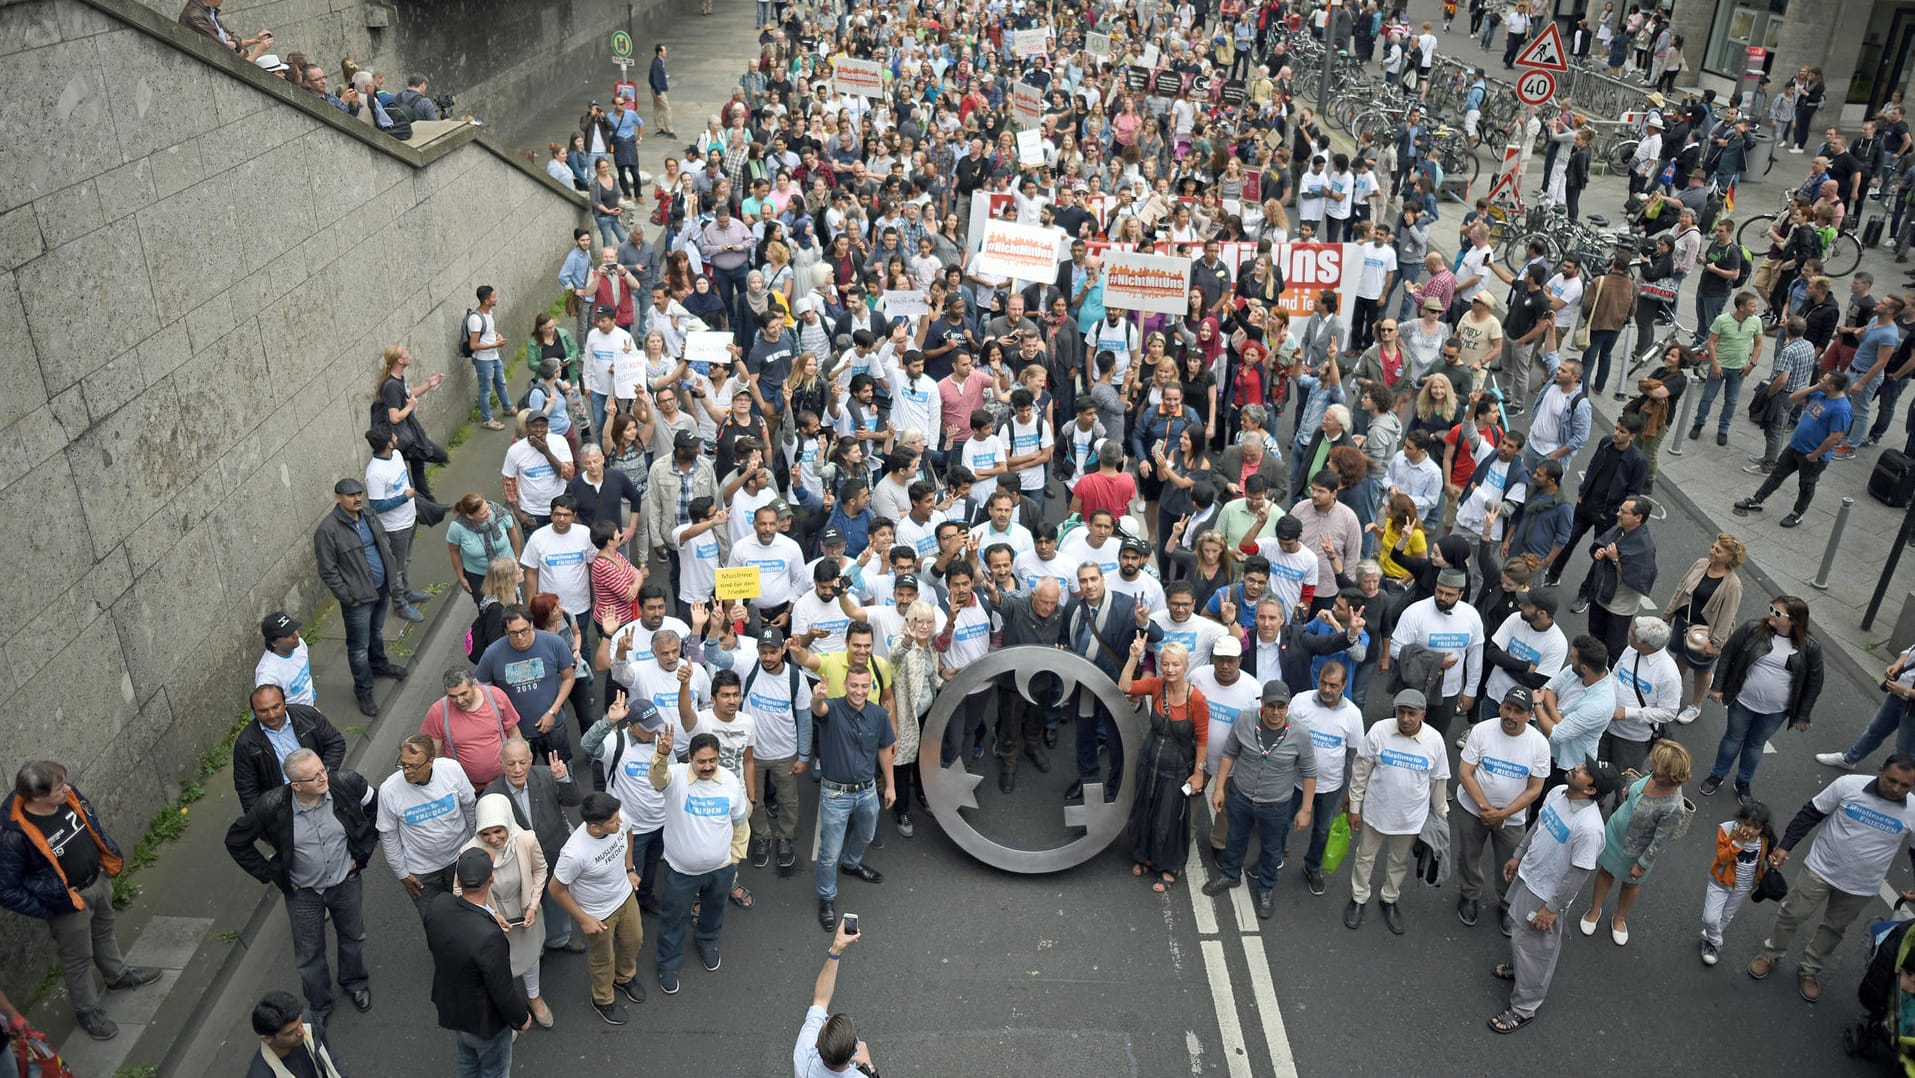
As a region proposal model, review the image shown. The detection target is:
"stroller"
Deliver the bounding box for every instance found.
[1842,898,1915,1072]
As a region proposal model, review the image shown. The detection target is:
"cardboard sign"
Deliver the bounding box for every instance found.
[1139,43,1160,68]
[1152,69,1183,97]
[1011,28,1051,56]
[683,331,732,374]
[612,343,645,397]
[1102,250,1194,314]
[1016,128,1047,166]
[1012,82,1045,130]
[975,218,1064,281]
[1243,169,1262,203]
[1087,31,1111,57]
[834,57,884,99]
[882,290,930,318]
[715,567,762,601]
[1124,66,1150,91]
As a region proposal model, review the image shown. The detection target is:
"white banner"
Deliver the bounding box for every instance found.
[975,218,1064,282]
[1011,82,1045,130]
[882,290,930,318]
[1011,28,1051,56]
[1016,129,1046,167]
[833,57,884,99]
[1087,31,1111,57]
[683,331,732,374]
[1101,251,1194,315]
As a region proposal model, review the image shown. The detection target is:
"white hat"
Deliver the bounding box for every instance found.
[255,53,290,73]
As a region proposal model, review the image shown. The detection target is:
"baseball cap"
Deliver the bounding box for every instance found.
[1120,536,1151,554]
[1520,588,1560,616]
[758,627,786,649]
[1393,688,1428,711]
[1261,679,1292,703]
[255,53,290,73]
[260,612,301,641]
[820,527,847,546]
[1502,686,1535,712]
[894,572,920,594]
[333,477,366,495]
[673,429,701,451]
[1585,757,1625,800]
[595,304,617,320]
[1212,635,1242,659]
[773,498,795,520]
[455,848,496,889]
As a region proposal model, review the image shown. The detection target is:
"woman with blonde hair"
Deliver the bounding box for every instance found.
[466,555,523,658]
[761,240,796,307]
[1660,533,1746,725]
[1167,528,1234,610]
[888,600,943,838]
[1409,372,1458,435]
[373,342,446,494]
[1120,639,1209,893]
[1579,740,1693,946]
[458,790,552,1026]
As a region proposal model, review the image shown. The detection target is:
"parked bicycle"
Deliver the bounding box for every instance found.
[1735,193,1863,278]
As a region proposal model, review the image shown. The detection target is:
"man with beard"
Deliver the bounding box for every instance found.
[1454,688,1552,936]
[1346,690,1451,934]
[1387,569,1485,735]
[1205,679,1318,919]
[1105,537,1167,611]
[1191,636,1265,851]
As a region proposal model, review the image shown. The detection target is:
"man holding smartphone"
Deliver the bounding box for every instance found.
[795,921,881,1076]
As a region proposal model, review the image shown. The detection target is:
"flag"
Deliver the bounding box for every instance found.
[1723,182,1736,215]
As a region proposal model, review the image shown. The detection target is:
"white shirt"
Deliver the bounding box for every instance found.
[1004,412,1054,492]
[1056,533,1121,584]
[729,486,777,546]
[1017,550,1076,595]
[1526,384,1575,456]
[658,762,748,876]
[896,512,946,559]
[1355,719,1451,835]
[940,600,994,689]
[1090,319,1140,383]
[961,433,1007,478]
[1190,666,1263,774]
[467,309,502,363]
[729,534,809,609]
[632,659,711,718]
[605,617,692,686]
[1484,615,1568,705]
[1738,637,1798,714]
[688,709,756,778]
[1608,645,1684,741]
[1105,568,1165,612]
[740,660,806,761]
[594,726,667,832]
[1291,692,1365,794]
[364,453,415,531]
[1153,613,1227,669]
[1389,597,1486,698]
[672,522,723,604]
[1802,775,1915,897]
[255,641,315,707]
[553,824,633,920]
[520,524,595,615]
[1455,456,1527,541]
[1515,786,1605,902]
[1545,273,1585,328]
[970,519,1035,561]
[1298,168,1330,220]
[1248,541,1320,616]
[1355,242,1397,299]
[1324,170,1355,221]
[375,761,476,876]
[1459,721,1551,818]
[886,363,942,448]
[1457,244,1494,302]
[792,589,854,654]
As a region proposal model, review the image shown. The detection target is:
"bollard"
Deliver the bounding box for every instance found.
[1667,371,1701,457]
[1811,497,1855,591]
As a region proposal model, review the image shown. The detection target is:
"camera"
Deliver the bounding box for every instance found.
[432,91,456,116]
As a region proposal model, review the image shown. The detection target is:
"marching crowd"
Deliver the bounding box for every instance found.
[10,0,1915,1074]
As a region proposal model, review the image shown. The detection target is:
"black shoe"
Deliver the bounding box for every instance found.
[373,664,409,680]
[1539,572,1562,589]
[1717,431,1729,447]
[819,900,838,931]
[1025,745,1051,773]
[1458,897,1480,927]
[349,986,372,1012]
[867,829,884,849]
[1570,596,1591,615]
[1699,775,1724,796]
[615,976,646,1004]
[1688,425,1703,441]
[1103,783,1120,804]
[1306,870,1326,896]
[593,1000,628,1026]
[1344,900,1365,929]
[1734,781,1753,804]
[106,967,162,991]
[749,837,770,868]
[776,838,796,875]
[1064,780,1085,802]
[1503,402,1525,417]
[1780,513,1803,528]
[1255,888,1275,920]
[1043,727,1059,749]
[699,946,720,972]
[1202,874,1242,896]
[1499,909,1516,937]
[657,970,679,995]
[356,694,378,718]
[1380,901,1405,935]
[75,1008,117,1040]
[840,862,884,884]
[1733,498,1764,515]
[999,766,1015,794]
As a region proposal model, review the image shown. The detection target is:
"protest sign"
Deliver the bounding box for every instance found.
[975,219,1064,281]
[834,57,883,98]
[1102,251,1193,315]
[1012,82,1045,130]
[684,331,732,374]
[715,568,762,601]
[882,290,930,318]
[1011,29,1050,56]
[1016,128,1046,166]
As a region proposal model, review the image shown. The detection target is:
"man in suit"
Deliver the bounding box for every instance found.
[1219,432,1287,502]
[1062,563,1163,803]
[246,990,349,1078]
[225,749,378,1020]
[484,738,584,952]
[424,850,532,1077]
[1234,594,1359,694]
[233,684,348,812]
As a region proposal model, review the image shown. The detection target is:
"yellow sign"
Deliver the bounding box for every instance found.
[715,567,762,601]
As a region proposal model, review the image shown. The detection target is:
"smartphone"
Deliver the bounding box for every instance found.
[1180,782,1194,797]
[842,912,860,936]
[506,916,527,928]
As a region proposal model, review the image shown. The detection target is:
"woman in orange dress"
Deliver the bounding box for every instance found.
[1119,639,1210,892]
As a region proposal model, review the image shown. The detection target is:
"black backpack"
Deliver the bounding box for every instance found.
[457,309,478,358]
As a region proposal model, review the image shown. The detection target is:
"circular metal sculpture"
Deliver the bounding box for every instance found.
[917,646,1144,874]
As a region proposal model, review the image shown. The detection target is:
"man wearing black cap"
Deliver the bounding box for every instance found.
[1108,536,1167,612]
[254,612,316,708]
[423,849,532,1070]
[1206,680,1319,918]
[1387,568,1485,735]
[1454,687,1552,936]
[313,478,409,718]
[740,628,810,874]
[1488,758,1619,1033]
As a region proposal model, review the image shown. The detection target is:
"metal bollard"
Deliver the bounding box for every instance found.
[1667,372,1701,457]
[1811,497,1855,591]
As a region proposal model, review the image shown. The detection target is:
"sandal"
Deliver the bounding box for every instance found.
[1152,871,1178,893]
[1487,1009,1534,1034]
[1491,962,1516,981]
[1132,863,1148,878]
[482,419,506,430]
[729,884,755,910]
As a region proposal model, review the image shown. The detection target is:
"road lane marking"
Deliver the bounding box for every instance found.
[1199,939,1255,1078]
[1186,1030,1205,1075]
[1187,802,1300,1077]
[1184,826,1219,936]
[1240,935,1298,1077]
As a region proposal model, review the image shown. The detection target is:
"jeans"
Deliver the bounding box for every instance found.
[1283,784,1345,874]
[541,889,575,949]
[1218,785,1299,890]
[340,586,393,700]
[1848,365,1888,443]
[712,262,751,309]
[286,873,368,1015]
[756,0,771,24]
[594,211,628,247]
[1580,329,1622,393]
[47,874,126,1014]
[630,827,665,910]
[1073,697,1125,790]
[1842,694,1915,766]
[1709,699,1790,786]
[455,1027,513,1078]
[1389,264,1425,322]
[941,690,992,765]
[1691,366,1747,436]
[816,782,878,901]
[1692,292,1729,347]
[386,525,416,609]
[655,863,735,975]
[472,358,511,423]
[590,392,611,443]
[1748,445,1830,516]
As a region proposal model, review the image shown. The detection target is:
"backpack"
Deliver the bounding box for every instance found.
[1731,243,1754,288]
[515,379,546,414]
[457,308,479,358]
[742,659,806,718]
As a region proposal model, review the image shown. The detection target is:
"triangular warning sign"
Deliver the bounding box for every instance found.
[1513,23,1568,72]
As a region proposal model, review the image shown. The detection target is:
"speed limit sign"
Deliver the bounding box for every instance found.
[1516,69,1556,106]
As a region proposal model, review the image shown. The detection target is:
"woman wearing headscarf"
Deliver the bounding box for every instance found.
[458,792,552,1027]
[681,273,727,330]
[734,270,774,349]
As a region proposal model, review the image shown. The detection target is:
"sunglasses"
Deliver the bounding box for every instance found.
[1769,606,1791,620]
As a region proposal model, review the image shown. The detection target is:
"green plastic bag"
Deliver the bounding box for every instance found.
[1320,813,1352,876]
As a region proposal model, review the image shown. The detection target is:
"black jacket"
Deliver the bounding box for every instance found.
[1573,436,1647,523]
[1238,619,1352,695]
[225,769,378,894]
[232,706,348,812]
[483,767,583,865]
[314,505,395,606]
[1062,592,1162,679]
[424,892,530,1038]
[1716,619,1826,725]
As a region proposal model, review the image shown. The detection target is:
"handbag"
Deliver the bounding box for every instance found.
[1321,812,1353,874]
[1752,864,1789,903]
[1572,276,1604,352]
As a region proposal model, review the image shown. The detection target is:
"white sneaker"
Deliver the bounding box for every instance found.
[1675,705,1700,726]
[1815,751,1857,770]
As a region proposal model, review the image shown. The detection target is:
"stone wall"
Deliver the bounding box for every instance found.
[0,0,583,995]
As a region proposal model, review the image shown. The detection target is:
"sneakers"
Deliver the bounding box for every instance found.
[615,977,646,1004]
[1305,870,1326,896]
[1688,424,1704,441]
[657,970,680,995]
[1742,462,1773,475]
[896,812,915,838]
[1863,436,1883,448]
[74,1008,118,1040]
[1676,705,1700,726]
[775,838,796,874]
[106,967,162,991]
[393,605,424,623]
[1569,595,1591,615]
[1699,775,1724,796]
[593,1000,628,1025]
[749,837,770,868]
[1700,939,1721,966]
[1717,431,1729,447]
[1816,751,1858,770]
[1779,513,1803,528]
[1732,498,1763,516]
[1789,146,1804,154]
[1202,874,1243,896]
[1833,444,1859,461]
[700,947,720,973]
[1458,896,1480,926]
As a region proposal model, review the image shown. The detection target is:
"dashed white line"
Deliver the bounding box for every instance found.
[1185,828,1219,935]
[1186,1029,1205,1075]
[1240,935,1299,1077]
[1199,939,1255,1078]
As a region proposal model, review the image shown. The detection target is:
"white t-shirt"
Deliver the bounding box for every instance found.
[729,487,777,547]
[1802,774,1915,897]
[658,762,748,876]
[594,727,668,832]
[1089,319,1140,383]
[467,309,502,363]
[1545,273,1585,329]
[364,453,415,532]
[1417,31,1438,65]
[1061,421,1102,484]
[961,433,1007,478]
[896,512,946,559]
[940,601,994,692]
[1290,692,1365,794]
[582,327,632,398]
[501,437,575,515]
[729,534,809,610]
[1017,550,1076,595]
[1324,170,1355,221]
[1105,568,1165,612]
[1154,613,1227,669]
[1355,242,1397,299]
[255,641,315,707]
[1738,637,1798,714]
[520,524,595,615]
[632,659,712,724]
[970,520,1035,561]
[1248,541,1320,616]
[886,363,941,447]
[1454,456,1526,541]
[1515,786,1605,902]
[672,522,723,604]
[553,823,633,920]
[1298,168,1329,221]
[689,709,756,779]
[1457,244,1494,302]
[740,660,806,761]
[1056,533,1121,584]
[1190,666,1262,775]
[375,760,475,876]
[1355,719,1451,836]
[1390,596,1485,698]
[1003,413,1054,492]
[1459,721,1551,818]
[605,617,693,686]
[792,590,853,654]
[1484,616,1568,705]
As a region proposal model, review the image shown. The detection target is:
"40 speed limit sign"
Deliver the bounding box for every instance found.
[1516,69,1556,106]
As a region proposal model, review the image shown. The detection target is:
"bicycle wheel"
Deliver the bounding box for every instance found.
[1737,213,1777,249]
[1824,231,1863,278]
[1607,138,1639,174]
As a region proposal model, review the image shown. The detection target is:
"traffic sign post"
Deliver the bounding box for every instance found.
[610,30,634,58]
[1485,143,1524,212]
[1512,22,1568,72]
[1516,69,1556,106]
[611,30,635,101]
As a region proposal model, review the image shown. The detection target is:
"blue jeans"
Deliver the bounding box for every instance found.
[655,863,734,975]
[1580,329,1622,393]
[1218,785,1299,890]
[756,0,771,24]
[1073,697,1125,789]
[816,783,878,901]
[1390,264,1425,322]
[339,587,392,699]
[712,262,751,309]
[1843,695,1915,766]
[590,391,611,441]
[1849,364,1888,445]
[630,827,664,910]
[455,1027,513,1078]
[1287,785,1347,874]
[286,873,367,1015]
[1709,699,1790,786]
[1692,292,1729,347]
[472,358,510,422]
[1691,366,1747,436]
[595,211,628,247]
